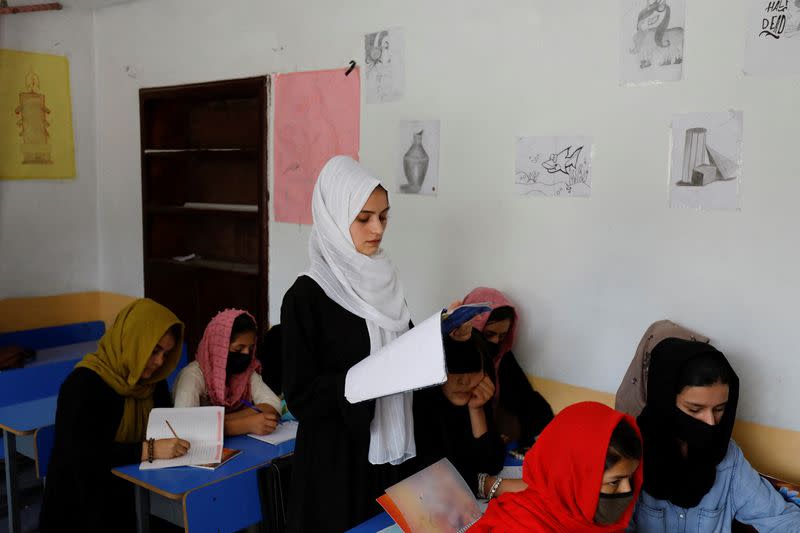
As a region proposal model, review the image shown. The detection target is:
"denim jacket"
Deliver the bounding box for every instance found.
[631,441,800,533]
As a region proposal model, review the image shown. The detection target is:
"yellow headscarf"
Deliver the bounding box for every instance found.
[77,298,184,443]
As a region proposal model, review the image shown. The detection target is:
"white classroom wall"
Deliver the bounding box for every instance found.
[6,0,799,431]
[0,8,98,297]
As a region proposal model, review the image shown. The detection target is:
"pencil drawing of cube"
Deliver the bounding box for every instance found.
[691,165,718,186]
[678,125,740,187]
[670,111,743,210]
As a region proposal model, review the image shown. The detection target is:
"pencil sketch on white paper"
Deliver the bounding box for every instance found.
[620,0,686,85]
[669,111,743,211]
[515,136,593,198]
[397,120,440,196]
[364,28,405,103]
[744,0,800,76]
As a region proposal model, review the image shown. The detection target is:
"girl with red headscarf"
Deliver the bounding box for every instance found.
[173,309,282,436]
[473,401,643,532]
[459,287,554,449]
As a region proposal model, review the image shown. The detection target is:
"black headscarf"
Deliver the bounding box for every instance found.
[444,334,485,375]
[637,338,739,508]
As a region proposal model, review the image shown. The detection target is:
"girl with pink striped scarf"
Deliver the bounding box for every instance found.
[173,309,282,436]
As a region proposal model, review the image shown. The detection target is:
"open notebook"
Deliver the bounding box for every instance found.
[377,458,482,533]
[248,420,298,445]
[140,406,224,470]
[344,303,491,404]
[345,311,446,403]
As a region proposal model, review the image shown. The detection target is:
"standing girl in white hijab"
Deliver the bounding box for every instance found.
[281,156,413,532]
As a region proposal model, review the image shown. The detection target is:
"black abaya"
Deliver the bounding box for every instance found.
[281,275,401,532]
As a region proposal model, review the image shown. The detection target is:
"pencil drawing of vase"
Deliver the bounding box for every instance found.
[401,130,429,193]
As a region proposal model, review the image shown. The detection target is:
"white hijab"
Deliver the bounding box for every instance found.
[304,155,414,465]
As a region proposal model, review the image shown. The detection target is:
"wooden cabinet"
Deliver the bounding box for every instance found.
[140,77,269,356]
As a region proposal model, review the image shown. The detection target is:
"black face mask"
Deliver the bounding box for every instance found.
[594,491,634,525]
[226,351,251,376]
[484,341,500,360]
[671,406,721,450]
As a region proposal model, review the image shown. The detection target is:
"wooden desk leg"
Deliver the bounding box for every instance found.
[3,430,21,533]
[134,485,151,533]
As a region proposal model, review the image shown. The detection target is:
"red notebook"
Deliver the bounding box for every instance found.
[189,448,241,471]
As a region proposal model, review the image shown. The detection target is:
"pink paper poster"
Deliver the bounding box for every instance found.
[273,68,361,224]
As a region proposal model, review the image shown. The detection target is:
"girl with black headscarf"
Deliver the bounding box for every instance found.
[632,338,800,532]
[407,335,511,499]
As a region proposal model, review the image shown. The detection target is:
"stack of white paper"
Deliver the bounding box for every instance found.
[344,312,446,404]
[140,406,224,470]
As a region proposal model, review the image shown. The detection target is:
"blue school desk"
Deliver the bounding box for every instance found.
[112,435,295,533]
[0,321,105,352]
[0,342,100,408]
[0,339,187,533]
[24,339,99,368]
[0,396,58,533]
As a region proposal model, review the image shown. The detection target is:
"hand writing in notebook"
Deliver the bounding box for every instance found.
[141,407,224,470]
[244,410,280,435]
[139,438,191,461]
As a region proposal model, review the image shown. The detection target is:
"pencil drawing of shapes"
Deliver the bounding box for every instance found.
[670,111,743,210]
[365,28,405,104]
[397,120,439,196]
[706,146,738,180]
[515,136,592,198]
[676,128,739,187]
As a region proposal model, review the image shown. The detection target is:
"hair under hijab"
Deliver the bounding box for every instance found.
[676,352,735,392]
[605,419,643,471]
[486,305,515,325]
[230,313,257,341]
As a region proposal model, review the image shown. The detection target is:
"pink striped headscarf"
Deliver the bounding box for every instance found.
[462,287,519,402]
[196,309,261,411]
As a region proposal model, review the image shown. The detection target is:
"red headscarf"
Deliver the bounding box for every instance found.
[462,287,519,400]
[195,309,261,411]
[472,402,643,533]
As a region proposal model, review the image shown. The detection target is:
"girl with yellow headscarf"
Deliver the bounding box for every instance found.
[40,298,190,532]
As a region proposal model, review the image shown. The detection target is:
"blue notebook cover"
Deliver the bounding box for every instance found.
[440,303,491,335]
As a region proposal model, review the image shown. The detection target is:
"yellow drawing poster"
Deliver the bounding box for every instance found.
[0,49,75,180]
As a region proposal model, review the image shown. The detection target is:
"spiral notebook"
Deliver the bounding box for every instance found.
[377,458,482,533]
[345,312,447,403]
